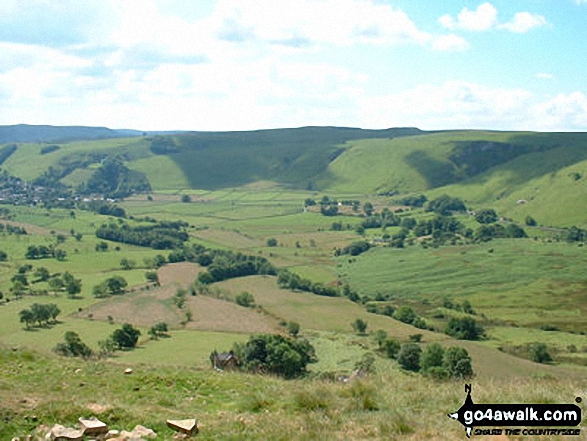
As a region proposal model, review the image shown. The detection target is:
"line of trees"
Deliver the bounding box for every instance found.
[96,220,189,250]
[25,245,66,261]
[19,303,60,328]
[277,269,340,297]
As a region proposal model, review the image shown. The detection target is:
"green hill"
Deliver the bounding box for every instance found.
[1,126,586,226]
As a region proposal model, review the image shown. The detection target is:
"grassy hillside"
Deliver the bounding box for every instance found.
[1,127,586,225]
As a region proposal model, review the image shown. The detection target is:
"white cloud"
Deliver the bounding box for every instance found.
[531,92,587,130]
[357,82,587,131]
[536,73,554,80]
[438,3,498,32]
[498,12,547,33]
[206,0,431,47]
[358,81,535,130]
[432,34,470,52]
[439,3,547,34]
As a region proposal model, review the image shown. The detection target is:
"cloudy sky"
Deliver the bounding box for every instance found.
[0,0,586,131]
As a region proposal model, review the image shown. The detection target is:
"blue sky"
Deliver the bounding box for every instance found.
[0,0,586,131]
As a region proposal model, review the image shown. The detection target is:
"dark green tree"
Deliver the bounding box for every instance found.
[111,323,141,349]
[443,346,473,378]
[529,343,552,364]
[474,209,498,224]
[235,291,255,308]
[352,318,368,334]
[397,343,422,372]
[420,343,445,372]
[445,317,484,340]
[286,321,300,337]
[54,331,93,358]
[393,306,416,324]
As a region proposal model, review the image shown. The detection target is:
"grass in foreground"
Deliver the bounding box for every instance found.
[1,346,585,440]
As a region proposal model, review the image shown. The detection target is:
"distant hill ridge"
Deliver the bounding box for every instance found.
[1,125,586,227]
[0,124,145,143]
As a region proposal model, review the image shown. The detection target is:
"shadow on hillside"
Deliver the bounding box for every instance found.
[405,133,587,190]
[167,127,424,190]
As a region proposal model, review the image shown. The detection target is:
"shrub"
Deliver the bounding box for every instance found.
[111,323,141,349]
[393,306,416,324]
[54,331,93,358]
[529,343,552,364]
[421,343,445,372]
[445,317,484,340]
[352,318,368,334]
[241,334,316,379]
[383,338,401,359]
[443,346,473,379]
[235,291,255,308]
[286,321,300,337]
[266,238,278,247]
[397,343,422,372]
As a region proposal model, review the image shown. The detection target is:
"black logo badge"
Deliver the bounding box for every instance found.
[448,384,582,438]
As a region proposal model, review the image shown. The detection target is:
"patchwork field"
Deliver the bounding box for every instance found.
[0,126,586,439]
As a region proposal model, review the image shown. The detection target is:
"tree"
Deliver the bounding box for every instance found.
[373,329,388,350]
[181,194,191,203]
[393,306,416,324]
[149,322,169,339]
[145,271,159,285]
[62,272,82,298]
[19,309,34,329]
[363,202,374,217]
[427,195,466,215]
[445,317,484,340]
[54,249,67,261]
[54,331,93,358]
[173,288,187,309]
[286,321,300,337]
[266,238,278,247]
[111,323,141,349]
[474,208,498,224]
[525,215,537,226]
[95,242,108,252]
[46,303,61,323]
[241,334,316,379]
[30,303,51,327]
[397,343,422,372]
[0,250,7,261]
[352,318,368,334]
[10,280,27,298]
[383,338,401,359]
[420,343,445,372]
[529,343,552,364]
[235,291,255,308]
[11,273,28,286]
[33,267,50,283]
[443,346,473,378]
[120,258,135,270]
[106,276,128,295]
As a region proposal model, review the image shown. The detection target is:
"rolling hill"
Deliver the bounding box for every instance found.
[1,126,586,226]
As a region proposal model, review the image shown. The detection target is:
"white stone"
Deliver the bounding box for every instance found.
[166,418,198,435]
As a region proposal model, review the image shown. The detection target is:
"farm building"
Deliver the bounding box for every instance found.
[210,350,239,371]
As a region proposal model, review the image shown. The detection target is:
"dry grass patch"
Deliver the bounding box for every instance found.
[157,262,203,288]
[184,296,278,334]
[215,276,439,341]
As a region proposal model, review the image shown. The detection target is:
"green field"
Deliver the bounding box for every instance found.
[0,126,586,439]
